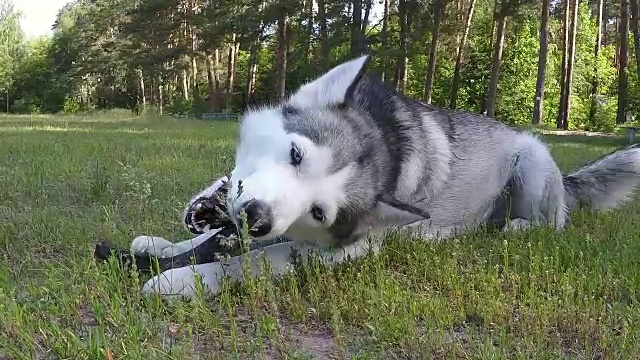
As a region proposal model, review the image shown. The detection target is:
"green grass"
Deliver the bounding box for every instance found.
[1,110,639,359]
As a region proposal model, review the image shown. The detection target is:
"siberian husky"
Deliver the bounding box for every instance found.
[130,55,640,300]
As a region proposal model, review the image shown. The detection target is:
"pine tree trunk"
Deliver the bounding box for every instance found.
[562,0,579,130]
[275,10,289,101]
[206,51,222,111]
[303,0,315,62]
[350,0,363,57]
[485,13,507,118]
[450,0,476,109]
[381,0,390,82]
[488,0,499,50]
[246,40,260,106]
[226,34,237,110]
[362,0,372,35]
[139,69,146,112]
[158,76,164,116]
[424,0,444,103]
[617,0,630,124]
[532,0,550,124]
[630,0,640,80]
[556,0,571,129]
[317,0,330,71]
[182,69,189,100]
[395,0,409,93]
[589,0,604,122]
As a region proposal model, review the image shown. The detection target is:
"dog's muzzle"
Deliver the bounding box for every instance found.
[236,199,273,238]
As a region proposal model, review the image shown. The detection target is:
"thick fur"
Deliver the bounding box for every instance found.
[131,56,640,300]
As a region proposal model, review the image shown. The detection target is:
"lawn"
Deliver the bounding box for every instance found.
[1,111,639,359]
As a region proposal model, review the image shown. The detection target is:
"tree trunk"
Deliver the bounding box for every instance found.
[450,0,476,109]
[589,0,604,122]
[246,40,260,106]
[424,0,444,103]
[350,0,363,57]
[617,0,630,124]
[557,0,579,130]
[630,0,640,80]
[226,34,237,109]
[394,0,409,93]
[182,69,189,100]
[565,0,579,130]
[532,0,550,125]
[381,0,390,82]
[488,0,499,50]
[303,0,315,62]
[139,69,147,112]
[275,11,289,101]
[158,76,164,116]
[362,0,372,35]
[206,51,222,111]
[317,0,330,71]
[556,0,571,129]
[485,13,507,118]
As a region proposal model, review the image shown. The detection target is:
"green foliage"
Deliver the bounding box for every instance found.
[11,96,41,114]
[166,97,192,117]
[0,0,637,132]
[62,97,82,114]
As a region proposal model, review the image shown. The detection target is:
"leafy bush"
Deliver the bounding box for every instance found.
[62,97,82,114]
[166,96,192,116]
[12,97,41,114]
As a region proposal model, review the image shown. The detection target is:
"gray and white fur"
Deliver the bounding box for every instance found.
[130,55,640,300]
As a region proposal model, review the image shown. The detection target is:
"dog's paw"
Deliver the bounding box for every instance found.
[141,263,223,300]
[502,218,532,232]
[130,236,174,257]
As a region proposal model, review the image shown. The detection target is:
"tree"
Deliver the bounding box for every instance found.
[274,7,289,101]
[532,0,550,124]
[424,0,445,103]
[556,0,578,130]
[0,0,24,113]
[617,0,630,124]
[450,0,477,109]
[589,0,605,123]
[630,0,640,80]
[350,0,363,57]
[485,3,507,117]
[394,0,410,93]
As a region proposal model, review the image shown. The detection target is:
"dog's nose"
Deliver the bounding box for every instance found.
[239,199,273,237]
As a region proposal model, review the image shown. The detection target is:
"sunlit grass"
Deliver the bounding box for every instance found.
[1,112,639,359]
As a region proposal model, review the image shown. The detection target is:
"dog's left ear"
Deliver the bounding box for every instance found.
[372,197,431,227]
[287,55,371,108]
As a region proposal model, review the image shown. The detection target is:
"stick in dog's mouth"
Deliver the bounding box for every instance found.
[94,177,249,273]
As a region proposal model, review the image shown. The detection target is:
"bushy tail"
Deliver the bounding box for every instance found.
[563,144,640,211]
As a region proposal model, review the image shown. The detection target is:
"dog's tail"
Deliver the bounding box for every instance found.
[563,144,640,211]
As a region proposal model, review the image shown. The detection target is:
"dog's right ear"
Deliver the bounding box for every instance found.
[287,55,371,108]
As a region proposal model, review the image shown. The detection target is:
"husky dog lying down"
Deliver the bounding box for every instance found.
[130,55,640,300]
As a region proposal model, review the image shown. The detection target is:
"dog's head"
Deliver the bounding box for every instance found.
[226,55,429,244]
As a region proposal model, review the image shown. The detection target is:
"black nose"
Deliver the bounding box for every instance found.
[239,199,273,237]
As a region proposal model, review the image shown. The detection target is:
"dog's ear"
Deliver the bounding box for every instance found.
[287,55,371,108]
[372,197,431,227]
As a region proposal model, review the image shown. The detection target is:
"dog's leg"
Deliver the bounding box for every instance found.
[141,236,381,300]
[501,218,532,232]
[131,230,225,257]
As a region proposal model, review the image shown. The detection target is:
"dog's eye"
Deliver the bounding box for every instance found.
[310,205,325,223]
[290,143,303,166]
